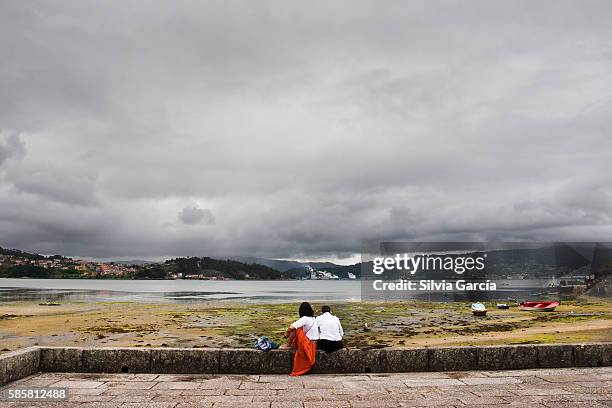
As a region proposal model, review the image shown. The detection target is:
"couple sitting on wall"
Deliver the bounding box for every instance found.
[281,302,344,376]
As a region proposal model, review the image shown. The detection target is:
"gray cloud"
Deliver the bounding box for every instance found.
[0,132,25,167]
[0,1,611,261]
[178,206,215,225]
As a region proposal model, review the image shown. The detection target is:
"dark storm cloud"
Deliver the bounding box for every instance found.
[1,0,611,261]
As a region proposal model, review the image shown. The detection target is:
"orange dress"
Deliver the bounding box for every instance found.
[290,327,317,376]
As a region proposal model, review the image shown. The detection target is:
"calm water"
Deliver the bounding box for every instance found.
[0,278,554,303]
[0,279,361,303]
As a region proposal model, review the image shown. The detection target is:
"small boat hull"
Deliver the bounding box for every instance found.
[471,302,487,316]
[519,301,560,312]
[496,304,510,309]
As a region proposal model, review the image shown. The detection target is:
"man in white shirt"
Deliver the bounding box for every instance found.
[315,305,344,353]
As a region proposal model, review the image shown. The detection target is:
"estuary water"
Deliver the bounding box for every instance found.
[0,278,553,303]
[0,278,361,303]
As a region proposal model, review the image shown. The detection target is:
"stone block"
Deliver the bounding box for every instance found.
[150,348,219,374]
[40,347,84,372]
[604,343,612,366]
[537,344,573,368]
[260,350,293,374]
[219,349,263,374]
[312,349,347,373]
[477,345,537,370]
[0,355,7,386]
[573,343,611,367]
[82,348,151,373]
[313,349,383,373]
[379,348,428,372]
[2,348,41,383]
[428,347,477,371]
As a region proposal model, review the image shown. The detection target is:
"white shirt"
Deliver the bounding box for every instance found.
[316,312,344,341]
[290,316,319,340]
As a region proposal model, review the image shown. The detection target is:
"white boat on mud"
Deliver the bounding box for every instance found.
[471,302,487,316]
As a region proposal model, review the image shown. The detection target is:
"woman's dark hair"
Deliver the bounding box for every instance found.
[298,302,314,317]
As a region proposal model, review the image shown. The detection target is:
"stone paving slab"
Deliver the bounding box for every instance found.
[0,367,611,407]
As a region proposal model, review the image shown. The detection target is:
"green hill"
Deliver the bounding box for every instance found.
[135,256,290,280]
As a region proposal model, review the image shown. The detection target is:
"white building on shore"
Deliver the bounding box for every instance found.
[308,266,339,280]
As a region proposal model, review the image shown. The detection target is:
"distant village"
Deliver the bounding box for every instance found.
[0,253,137,277]
[0,251,266,280]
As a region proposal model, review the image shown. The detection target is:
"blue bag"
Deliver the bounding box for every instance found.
[254,336,279,351]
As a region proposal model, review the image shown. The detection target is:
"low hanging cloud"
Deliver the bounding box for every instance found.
[0,1,611,261]
[178,206,215,226]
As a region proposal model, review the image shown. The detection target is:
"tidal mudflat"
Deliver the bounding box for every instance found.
[1,299,610,353]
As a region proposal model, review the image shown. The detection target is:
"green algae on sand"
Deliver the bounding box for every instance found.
[0,298,610,351]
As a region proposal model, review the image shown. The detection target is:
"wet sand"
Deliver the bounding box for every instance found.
[1,298,610,352]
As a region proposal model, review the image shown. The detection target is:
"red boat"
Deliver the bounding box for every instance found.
[519,301,560,311]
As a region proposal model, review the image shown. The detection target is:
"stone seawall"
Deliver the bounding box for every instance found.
[1,343,610,386]
[0,348,40,386]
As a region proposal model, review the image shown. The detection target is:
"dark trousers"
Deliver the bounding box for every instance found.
[317,339,344,353]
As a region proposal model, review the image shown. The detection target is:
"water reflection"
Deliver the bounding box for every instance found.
[0,287,242,303]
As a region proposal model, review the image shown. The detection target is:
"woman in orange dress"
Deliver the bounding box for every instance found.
[282,302,319,376]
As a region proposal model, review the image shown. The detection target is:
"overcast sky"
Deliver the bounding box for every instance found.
[1,1,611,263]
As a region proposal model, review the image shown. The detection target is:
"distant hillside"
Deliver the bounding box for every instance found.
[0,245,294,280]
[326,263,362,279]
[286,263,362,279]
[0,246,64,260]
[110,259,156,266]
[225,256,341,273]
[486,244,590,269]
[147,256,291,280]
[590,244,612,279]
[0,246,77,279]
[356,244,593,279]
